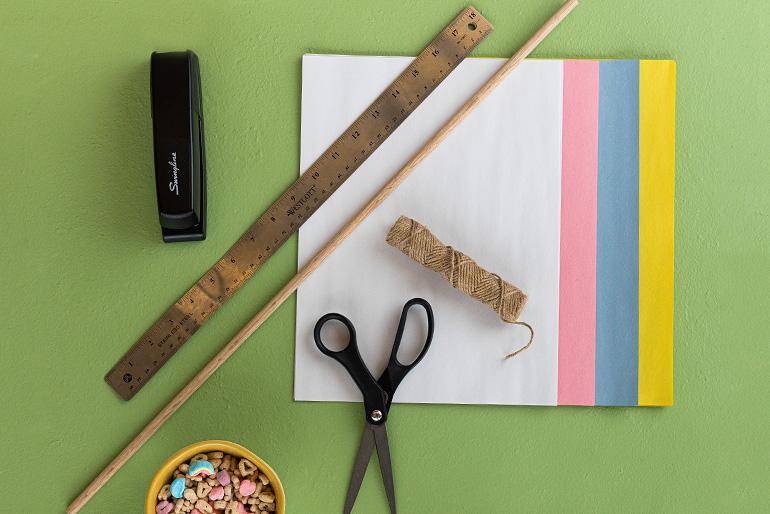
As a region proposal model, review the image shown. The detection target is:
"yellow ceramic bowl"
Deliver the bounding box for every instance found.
[146,440,285,514]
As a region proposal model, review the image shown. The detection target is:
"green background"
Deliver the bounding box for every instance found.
[1,1,768,512]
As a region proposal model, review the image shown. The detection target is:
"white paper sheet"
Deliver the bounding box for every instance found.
[294,55,562,405]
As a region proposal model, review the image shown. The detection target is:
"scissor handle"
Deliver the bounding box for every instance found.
[314,313,389,424]
[378,298,434,409]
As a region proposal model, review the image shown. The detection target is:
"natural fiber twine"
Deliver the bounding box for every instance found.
[386,215,534,359]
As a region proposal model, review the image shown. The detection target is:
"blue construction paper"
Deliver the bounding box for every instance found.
[595,60,640,406]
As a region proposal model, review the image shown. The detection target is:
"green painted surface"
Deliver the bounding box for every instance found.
[1,1,768,512]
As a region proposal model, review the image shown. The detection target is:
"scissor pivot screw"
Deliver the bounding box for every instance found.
[370,410,383,422]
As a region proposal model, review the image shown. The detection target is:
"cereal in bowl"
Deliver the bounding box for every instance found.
[156,452,277,514]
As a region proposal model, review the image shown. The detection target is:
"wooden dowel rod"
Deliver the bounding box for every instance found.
[67,2,578,512]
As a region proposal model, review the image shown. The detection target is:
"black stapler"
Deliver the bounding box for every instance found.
[150,50,206,242]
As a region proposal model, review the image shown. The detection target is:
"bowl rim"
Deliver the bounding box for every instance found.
[145,439,285,514]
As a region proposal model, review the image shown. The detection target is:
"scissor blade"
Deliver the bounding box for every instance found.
[343,426,375,514]
[373,423,397,514]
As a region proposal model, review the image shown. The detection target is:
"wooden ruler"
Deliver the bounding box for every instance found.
[105,6,492,400]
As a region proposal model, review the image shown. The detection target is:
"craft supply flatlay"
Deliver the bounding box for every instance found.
[66,3,582,513]
[3,0,683,510]
[156,452,277,514]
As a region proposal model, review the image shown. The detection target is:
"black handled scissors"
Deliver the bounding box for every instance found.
[314,298,435,514]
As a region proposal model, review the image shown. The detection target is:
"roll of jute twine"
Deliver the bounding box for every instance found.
[386,215,534,359]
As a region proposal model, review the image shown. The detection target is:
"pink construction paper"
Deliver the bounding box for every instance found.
[557,61,599,405]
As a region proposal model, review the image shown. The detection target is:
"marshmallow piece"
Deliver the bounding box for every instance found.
[189,460,216,477]
[209,486,225,501]
[239,480,256,497]
[156,500,174,514]
[170,477,186,499]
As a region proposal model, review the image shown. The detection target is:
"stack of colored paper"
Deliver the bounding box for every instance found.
[294,56,675,407]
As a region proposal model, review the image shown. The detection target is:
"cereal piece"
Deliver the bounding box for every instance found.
[190,460,216,477]
[158,484,172,501]
[257,473,269,486]
[179,464,190,473]
[257,492,274,504]
[197,482,212,499]
[174,499,185,514]
[156,500,174,514]
[171,477,187,499]
[217,470,231,486]
[240,480,257,497]
[213,500,227,510]
[253,482,263,497]
[194,499,214,514]
[224,501,239,514]
[221,455,232,471]
[183,488,198,502]
[192,454,208,461]
[207,451,224,459]
[210,458,223,469]
[264,503,275,512]
[224,484,233,501]
[238,459,257,477]
[232,476,241,491]
[250,506,258,513]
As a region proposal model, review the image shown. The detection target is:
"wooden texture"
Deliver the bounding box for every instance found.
[66,1,578,512]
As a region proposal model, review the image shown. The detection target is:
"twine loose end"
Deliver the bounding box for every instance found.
[503,321,534,360]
